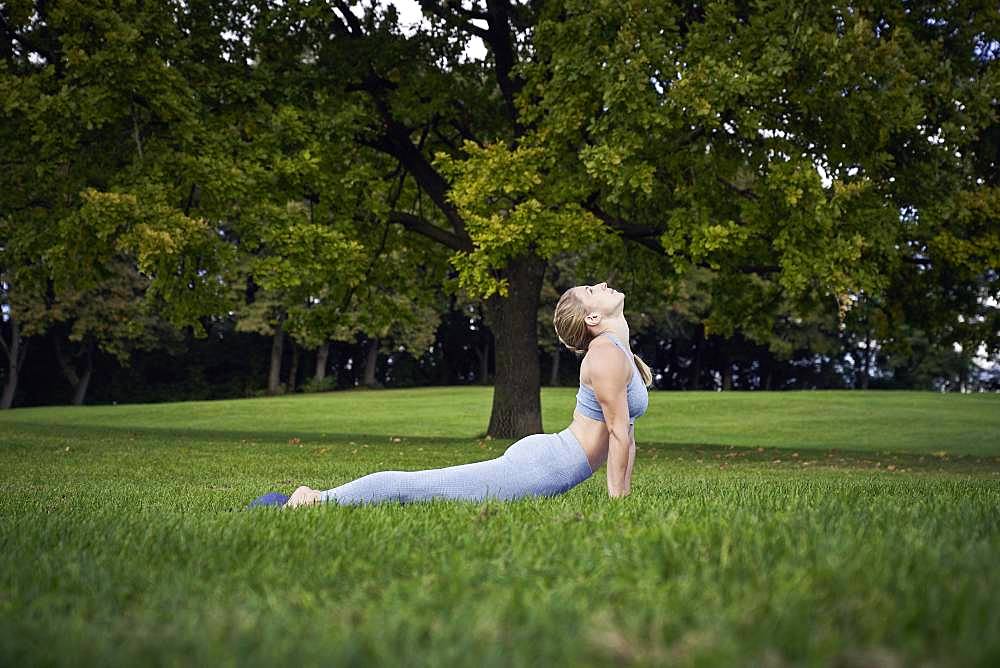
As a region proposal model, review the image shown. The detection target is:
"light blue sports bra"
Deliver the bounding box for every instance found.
[575,331,649,425]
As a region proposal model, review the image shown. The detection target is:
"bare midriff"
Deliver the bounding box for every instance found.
[569,410,633,473]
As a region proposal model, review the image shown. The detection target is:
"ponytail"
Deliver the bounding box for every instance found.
[632,353,654,388]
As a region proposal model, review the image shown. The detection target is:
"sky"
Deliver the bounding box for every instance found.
[384,0,488,60]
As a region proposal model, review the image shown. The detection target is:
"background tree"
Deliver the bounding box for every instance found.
[42,260,176,405]
[0,0,213,407]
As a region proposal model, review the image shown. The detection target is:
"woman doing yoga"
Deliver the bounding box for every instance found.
[259,281,652,509]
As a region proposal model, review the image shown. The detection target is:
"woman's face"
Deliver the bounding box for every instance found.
[575,282,625,317]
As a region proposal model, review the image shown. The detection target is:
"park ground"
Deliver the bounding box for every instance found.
[1,389,998,666]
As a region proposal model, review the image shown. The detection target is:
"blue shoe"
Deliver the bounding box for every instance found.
[247,492,290,508]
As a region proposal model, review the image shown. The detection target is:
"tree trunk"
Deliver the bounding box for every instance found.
[287,343,300,392]
[72,349,93,406]
[314,342,329,381]
[861,330,872,390]
[549,348,561,386]
[721,349,732,391]
[268,320,285,395]
[54,335,94,406]
[71,339,94,406]
[480,252,546,438]
[1,318,27,410]
[475,343,490,385]
[362,337,380,387]
[690,326,703,390]
[0,363,15,409]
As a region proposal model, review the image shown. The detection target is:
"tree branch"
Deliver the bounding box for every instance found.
[449,1,490,21]
[417,0,490,40]
[53,334,81,387]
[584,198,662,238]
[716,176,757,200]
[183,183,199,216]
[418,1,524,132]
[3,1,65,75]
[332,0,364,37]
[344,70,398,95]
[448,99,482,145]
[586,199,780,274]
[388,211,472,252]
[360,93,470,244]
[16,338,28,373]
[0,326,10,362]
[130,97,144,162]
[432,125,458,152]
[484,0,523,131]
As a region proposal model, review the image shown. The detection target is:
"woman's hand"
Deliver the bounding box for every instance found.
[285,485,322,508]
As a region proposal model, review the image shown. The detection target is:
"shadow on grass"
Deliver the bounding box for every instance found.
[3,420,488,447]
[635,442,1000,475]
[6,421,999,475]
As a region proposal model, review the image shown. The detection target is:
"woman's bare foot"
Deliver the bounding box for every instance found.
[285,485,322,508]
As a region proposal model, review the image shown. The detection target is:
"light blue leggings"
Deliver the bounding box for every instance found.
[318,427,594,506]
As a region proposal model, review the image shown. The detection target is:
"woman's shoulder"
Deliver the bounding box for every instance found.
[586,335,631,359]
[582,336,618,362]
[581,339,632,384]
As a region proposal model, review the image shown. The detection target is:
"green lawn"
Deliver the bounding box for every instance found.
[1,389,998,666]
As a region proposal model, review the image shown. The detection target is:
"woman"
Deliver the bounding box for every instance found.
[251,282,652,509]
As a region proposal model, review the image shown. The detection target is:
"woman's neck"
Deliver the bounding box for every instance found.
[590,319,630,351]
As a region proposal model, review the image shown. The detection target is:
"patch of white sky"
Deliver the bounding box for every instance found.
[378,0,488,60]
[216,1,488,62]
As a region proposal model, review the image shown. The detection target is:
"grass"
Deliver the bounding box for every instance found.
[1,388,998,667]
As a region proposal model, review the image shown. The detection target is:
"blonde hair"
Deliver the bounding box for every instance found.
[553,286,653,388]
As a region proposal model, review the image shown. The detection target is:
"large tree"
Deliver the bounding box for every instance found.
[4,1,996,422]
[251,1,997,435]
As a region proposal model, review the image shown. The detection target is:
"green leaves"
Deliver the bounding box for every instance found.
[516,0,999,350]
[436,141,606,299]
[60,188,234,335]
[250,204,365,295]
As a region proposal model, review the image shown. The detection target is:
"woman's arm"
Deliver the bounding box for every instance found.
[624,424,636,485]
[605,421,631,497]
[586,345,633,498]
[607,424,636,498]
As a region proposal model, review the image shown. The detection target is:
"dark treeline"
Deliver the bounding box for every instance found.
[9,295,994,408]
